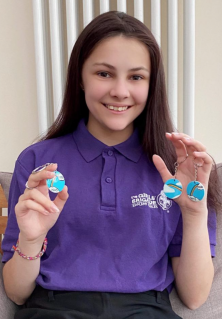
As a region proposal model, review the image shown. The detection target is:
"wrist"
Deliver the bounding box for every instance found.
[16,233,47,258]
[19,232,47,244]
[181,209,208,229]
[180,203,208,217]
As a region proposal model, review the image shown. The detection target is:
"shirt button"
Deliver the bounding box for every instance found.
[106,177,113,183]
[108,150,113,156]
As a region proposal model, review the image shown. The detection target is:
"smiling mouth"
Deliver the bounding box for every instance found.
[103,104,131,112]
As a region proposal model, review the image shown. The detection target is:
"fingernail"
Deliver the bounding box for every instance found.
[166,132,171,136]
[44,210,50,215]
[50,205,60,213]
[47,172,55,178]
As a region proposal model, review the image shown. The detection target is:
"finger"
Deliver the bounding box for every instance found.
[171,133,207,152]
[181,138,206,153]
[171,132,190,138]
[21,188,60,213]
[166,133,188,160]
[153,155,172,183]
[53,186,69,212]
[193,151,213,172]
[15,199,51,216]
[25,163,58,190]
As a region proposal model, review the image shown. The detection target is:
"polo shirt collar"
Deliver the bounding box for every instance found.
[73,119,143,163]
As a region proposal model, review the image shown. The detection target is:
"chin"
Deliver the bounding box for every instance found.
[105,123,131,132]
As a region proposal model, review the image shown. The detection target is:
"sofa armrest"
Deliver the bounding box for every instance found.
[0,255,19,318]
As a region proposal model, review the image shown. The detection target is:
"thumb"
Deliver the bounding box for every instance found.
[152,155,172,183]
[53,186,69,212]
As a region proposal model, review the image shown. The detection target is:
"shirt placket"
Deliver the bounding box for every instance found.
[101,149,116,211]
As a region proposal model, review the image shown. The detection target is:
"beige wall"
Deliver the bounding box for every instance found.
[195,0,222,163]
[0,0,39,172]
[1,0,222,174]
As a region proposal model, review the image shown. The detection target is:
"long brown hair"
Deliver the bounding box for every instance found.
[39,11,221,211]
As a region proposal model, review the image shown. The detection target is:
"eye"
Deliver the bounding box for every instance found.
[131,75,143,81]
[97,71,111,78]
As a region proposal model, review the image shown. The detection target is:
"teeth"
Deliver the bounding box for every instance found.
[105,104,128,111]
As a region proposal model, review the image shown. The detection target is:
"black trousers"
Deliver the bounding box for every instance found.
[15,286,182,319]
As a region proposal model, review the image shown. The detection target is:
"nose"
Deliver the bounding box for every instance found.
[109,78,130,100]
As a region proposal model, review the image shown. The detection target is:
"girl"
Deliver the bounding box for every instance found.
[2,11,219,319]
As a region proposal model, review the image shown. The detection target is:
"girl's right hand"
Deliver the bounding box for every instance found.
[15,163,69,242]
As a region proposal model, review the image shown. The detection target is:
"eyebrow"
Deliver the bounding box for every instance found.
[93,63,150,74]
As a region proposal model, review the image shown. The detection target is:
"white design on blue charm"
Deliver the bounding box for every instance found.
[186,181,205,201]
[46,171,65,193]
[163,178,183,199]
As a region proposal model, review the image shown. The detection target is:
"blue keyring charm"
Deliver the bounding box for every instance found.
[186,181,205,202]
[46,170,65,193]
[163,178,183,199]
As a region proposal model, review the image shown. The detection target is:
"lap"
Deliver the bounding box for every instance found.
[15,286,182,319]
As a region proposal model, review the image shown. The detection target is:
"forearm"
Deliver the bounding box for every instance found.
[174,209,214,310]
[3,234,45,305]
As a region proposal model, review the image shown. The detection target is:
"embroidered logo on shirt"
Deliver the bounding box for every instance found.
[131,191,172,212]
[157,190,172,211]
[131,193,158,208]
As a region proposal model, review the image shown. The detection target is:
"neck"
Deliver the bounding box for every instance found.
[86,122,133,146]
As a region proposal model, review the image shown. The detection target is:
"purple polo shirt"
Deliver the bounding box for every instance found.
[2,119,216,293]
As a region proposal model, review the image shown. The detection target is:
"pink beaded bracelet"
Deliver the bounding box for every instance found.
[12,238,48,260]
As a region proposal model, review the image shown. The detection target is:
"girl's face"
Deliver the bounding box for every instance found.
[82,36,151,145]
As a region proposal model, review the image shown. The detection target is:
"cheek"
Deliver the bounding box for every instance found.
[85,82,108,101]
[84,87,104,110]
[134,84,149,104]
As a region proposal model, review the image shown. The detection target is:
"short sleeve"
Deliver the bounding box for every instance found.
[1,160,30,263]
[168,208,217,258]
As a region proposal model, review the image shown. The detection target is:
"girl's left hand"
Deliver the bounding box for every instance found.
[153,132,213,214]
